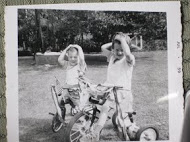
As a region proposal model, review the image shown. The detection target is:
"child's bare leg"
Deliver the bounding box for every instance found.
[95,100,111,132]
[119,91,133,113]
[70,98,80,115]
[80,100,112,141]
[68,98,75,108]
[120,91,134,126]
[58,90,69,119]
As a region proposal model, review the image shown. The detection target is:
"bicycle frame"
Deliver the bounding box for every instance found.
[50,77,80,120]
[66,77,159,142]
[113,87,130,140]
[51,85,63,120]
[78,77,131,140]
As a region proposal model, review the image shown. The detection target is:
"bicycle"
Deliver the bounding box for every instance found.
[49,77,81,133]
[65,76,159,141]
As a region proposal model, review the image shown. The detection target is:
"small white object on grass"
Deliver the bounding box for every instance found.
[157,93,178,103]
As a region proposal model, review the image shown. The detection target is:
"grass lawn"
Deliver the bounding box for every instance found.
[19,51,168,142]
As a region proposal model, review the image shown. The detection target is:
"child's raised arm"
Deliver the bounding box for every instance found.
[74,45,87,73]
[115,34,135,65]
[101,42,112,58]
[75,45,85,61]
[58,46,70,67]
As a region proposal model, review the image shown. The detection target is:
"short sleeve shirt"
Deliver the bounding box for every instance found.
[65,63,80,85]
[105,54,135,90]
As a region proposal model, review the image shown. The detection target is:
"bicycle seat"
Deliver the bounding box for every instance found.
[95,84,113,92]
[126,112,136,116]
[89,97,99,104]
[96,84,125,91]
[89,96,106,105]
[62,84,79,90]
[68,88,79,92]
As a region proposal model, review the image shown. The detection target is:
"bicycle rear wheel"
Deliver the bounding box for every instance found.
[52,113,64,133]
[112,112,117,129]
[135,126,159,141]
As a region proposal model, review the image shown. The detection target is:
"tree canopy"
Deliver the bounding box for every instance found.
[18,9,167,55]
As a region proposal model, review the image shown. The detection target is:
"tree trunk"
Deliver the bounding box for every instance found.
[34,9,43,58]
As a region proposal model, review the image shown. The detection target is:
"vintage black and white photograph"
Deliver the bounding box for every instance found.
[5,2,183,142]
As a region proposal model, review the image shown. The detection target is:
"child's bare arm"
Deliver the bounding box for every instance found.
[58,46,70,68]
[74,45,87,73]
[75,45,85,61]
[101,42,112,57]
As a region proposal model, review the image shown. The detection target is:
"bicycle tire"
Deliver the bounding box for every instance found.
[51,113,63,133]
[135,126,159,141]
[65,111,99,142]
[112,112,117,129]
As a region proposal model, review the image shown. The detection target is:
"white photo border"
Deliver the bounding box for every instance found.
[5,2,183,142]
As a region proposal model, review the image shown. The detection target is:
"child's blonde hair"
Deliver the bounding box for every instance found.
[66,44,87,71]
[67,46,78,54]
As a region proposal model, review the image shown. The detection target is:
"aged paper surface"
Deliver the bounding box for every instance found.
[5,2,183,142]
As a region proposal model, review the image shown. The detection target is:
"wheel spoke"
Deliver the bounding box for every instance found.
[71,130,80,137]
[73,123,83,129]
[70,134,82,142]
[67,112,99,142]
[71,127,79,131]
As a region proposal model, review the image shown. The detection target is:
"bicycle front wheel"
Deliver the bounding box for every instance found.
[65,111,99,142]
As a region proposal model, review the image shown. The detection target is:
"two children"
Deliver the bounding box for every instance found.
[81,32,135,141]
[58,32,135,141]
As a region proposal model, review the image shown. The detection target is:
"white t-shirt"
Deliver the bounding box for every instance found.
[105,55,135,90]
[65,63,80,85]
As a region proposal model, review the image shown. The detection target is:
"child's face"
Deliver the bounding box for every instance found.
[68,50,78,66]
[113,43,124,60]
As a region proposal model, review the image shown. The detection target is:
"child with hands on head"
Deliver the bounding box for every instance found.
[58,44,87,115]
[81,32,135,142]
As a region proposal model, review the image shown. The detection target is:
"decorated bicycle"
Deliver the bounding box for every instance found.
[49,76,83,133]
[65,76,159,142]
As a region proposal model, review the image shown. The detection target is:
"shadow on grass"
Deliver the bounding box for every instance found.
[19,117,121,142]
[19,118,66,142]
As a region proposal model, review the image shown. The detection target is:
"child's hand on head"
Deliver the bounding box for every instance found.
[65,44,72,51]
[114,33,126,42]
[114,33,131,46]
[125,35,131,46]
[65,51,69,57]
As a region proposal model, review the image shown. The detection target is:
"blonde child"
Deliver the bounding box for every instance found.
[81,32,135,141]
[58,44,87,115]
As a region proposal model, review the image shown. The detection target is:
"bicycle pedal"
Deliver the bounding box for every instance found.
[132,112,136,115]
[49,112,55,116]
[107,116,111,120]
